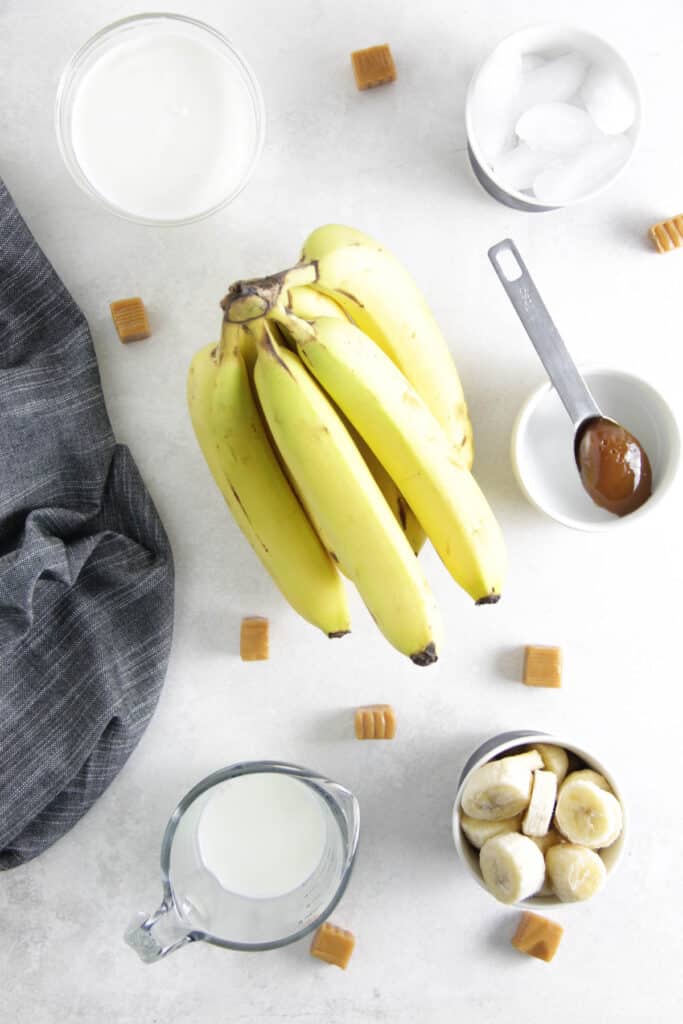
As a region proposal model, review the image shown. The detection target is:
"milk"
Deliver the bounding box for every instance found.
[70,25,255,221]
[196,773,327,899]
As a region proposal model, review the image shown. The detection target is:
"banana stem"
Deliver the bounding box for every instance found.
[221,263,318,324]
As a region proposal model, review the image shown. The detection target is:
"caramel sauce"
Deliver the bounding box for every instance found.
[576,417,652,517]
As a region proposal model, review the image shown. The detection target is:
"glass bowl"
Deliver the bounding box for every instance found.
[55,13,265,226]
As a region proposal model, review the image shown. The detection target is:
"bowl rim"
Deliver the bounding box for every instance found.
[465,23,642,209]
[452,730,628,909]
[54,11,266,227]
[510,364,681,532]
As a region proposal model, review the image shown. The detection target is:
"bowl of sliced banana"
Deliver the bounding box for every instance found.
[452,731,626,906]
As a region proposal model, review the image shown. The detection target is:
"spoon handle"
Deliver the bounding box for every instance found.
[488,239,601,429]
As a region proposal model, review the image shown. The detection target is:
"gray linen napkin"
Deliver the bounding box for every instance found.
[0,179,174,869]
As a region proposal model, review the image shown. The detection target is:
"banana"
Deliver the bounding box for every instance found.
[460,751,541,821]
[529,828,565,856]
[546,844,607,902]
[479,832,546,904]
[299,224,474,468]
[534,744,569,784]
[349,430,426,556]
[460,813,522,849]
[285,284,350,321]
[277,286,426,553]
[563,769,612,792]
[521,770,558,837]
[502,750,544,771]
[252,324,442,664]
[276,313,505,603]
[187,328,350,637]
[554,778,623,849]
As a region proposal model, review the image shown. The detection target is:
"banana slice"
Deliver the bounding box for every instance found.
[546,844,606,902]
[479,832,546,904]
[502,750,544,772]
[555,779,623,848]
[522,770,557,837]
[529,830,566,895]
[564,769,611,792]
[534,744,569,784]
[460,813,522,849]
[461,755,539,821]
[529,828,566,856]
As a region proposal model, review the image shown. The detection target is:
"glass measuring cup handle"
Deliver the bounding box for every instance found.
[124,898,200,963]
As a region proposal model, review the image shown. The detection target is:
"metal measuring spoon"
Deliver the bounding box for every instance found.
[489,238,652,518]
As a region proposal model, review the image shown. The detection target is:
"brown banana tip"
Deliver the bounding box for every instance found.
[475,594,501,606]
[410,643,438,667]
[327,629,350,639]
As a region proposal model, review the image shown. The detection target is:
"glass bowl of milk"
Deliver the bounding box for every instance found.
[55,13,265,225]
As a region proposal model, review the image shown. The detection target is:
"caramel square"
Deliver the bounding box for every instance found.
[310,921,355,969]
[240,617,269,661]
[523,646,562,688]
[511,911,563,963]
[354,704,396,739]
[351,44,396,90]
[110,297,151,343]
[649,215,683,253]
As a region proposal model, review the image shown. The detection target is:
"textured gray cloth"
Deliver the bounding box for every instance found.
[0,179,174,869]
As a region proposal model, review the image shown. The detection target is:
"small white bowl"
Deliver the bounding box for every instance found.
[465,24,641,211]
[452,731,627,909]
[511,366,680,531]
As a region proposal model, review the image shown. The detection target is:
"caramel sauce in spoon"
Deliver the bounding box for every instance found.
[576,417,652,517]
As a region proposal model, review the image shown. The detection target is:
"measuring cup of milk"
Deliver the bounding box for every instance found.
[125,762,360,962]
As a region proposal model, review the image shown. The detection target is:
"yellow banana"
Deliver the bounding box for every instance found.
[252,324,442,664]
[276,313,505,603]
[187,324,350,636]
[278,287,426,554]
[299,224,474,469]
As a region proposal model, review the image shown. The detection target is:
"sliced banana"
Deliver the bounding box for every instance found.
[522,770,558,837]
[461,754,539,821]
[479,832,546,904]
[460,812,522,849]
[534,744,569,784]
[502,750,544,772]
[546,844,606,902]
[564,768,611,792]
[555,779,623,848]
[529,830,566,896]
[529,828,566,856]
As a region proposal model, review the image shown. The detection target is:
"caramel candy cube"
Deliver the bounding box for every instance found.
[511,911,563,963]
[351,44,396,90]
[110,297,151,343]
[523,646,562,688]
[649,215,683,253]
[354,704,396,739]
[310,922,355,969]
[240,617,269,661]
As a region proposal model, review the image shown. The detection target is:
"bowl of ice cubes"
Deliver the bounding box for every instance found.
[465,25,640,211]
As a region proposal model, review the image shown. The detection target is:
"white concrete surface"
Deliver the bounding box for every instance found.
[1,1,682,1021]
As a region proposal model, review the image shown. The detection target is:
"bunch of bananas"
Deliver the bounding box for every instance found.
[187,225,506,665]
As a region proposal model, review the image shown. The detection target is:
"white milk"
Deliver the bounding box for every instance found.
[196,774,327,899]
[70,26,255,221]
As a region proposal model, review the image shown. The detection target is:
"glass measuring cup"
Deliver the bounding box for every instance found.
[125,761,360,962]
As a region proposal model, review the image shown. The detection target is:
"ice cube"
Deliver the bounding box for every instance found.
[516,103,595,155]
[471,49,523,165]
[518,52,589,112]
[532,134,632,204]
[581,64,637,134]
[493,143,559,191]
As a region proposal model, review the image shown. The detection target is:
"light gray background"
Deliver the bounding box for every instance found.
[1,1,682,1021]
